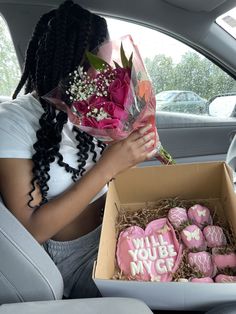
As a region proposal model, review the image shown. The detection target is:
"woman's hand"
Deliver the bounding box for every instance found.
[96,124,157,179]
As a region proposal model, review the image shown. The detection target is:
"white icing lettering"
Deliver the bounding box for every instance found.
[147,247,157,261]
[145,236,151,248]
[132,237,144,249]
[137,248,148,260]
[158,246,169,258]
[158,234,168,246]
[167,245,177,257]
[150,235,160,246]
[130,261,144,276]
[128,249,138,262]
[143,260,152,274]
[166,258,174,271]
[155,259,167,274]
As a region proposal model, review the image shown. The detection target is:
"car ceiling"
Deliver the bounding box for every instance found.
[165,0,229,13]
[0,0,236,75]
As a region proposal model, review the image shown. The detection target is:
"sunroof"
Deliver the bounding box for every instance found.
[216,7,236,39]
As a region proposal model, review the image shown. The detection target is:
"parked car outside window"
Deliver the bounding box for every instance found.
[155,90,207,114]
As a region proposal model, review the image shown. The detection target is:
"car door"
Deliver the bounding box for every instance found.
[105,19,236,165]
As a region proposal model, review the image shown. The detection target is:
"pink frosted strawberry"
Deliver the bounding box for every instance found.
[215,274,236,283]
[181,225,206,250]
[168,207,188,228]
[191,277,214,283]
[188,251,215,277]
[203,225,227,248]
[212,248,236,269]
[188,204,212,229]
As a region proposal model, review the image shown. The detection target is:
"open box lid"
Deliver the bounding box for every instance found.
[113,162,234,203]
[93,162,236,310]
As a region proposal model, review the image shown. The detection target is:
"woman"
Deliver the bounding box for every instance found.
[0,0,156,298]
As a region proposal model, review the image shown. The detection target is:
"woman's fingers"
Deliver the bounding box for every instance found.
[135,131,156,148]
[127,124,153,142]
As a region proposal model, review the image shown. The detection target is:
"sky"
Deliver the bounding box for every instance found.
[105,17,193,63]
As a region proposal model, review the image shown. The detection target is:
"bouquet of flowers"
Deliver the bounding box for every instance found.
[43,35,174,164]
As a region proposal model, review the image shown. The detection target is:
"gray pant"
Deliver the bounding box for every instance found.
[43,225,101,299]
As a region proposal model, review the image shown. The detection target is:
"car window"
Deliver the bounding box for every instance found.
[106,17,236,118]
[187,92,196,101]
[175,93,187,101]
[155,91,177,101]
[0,14,21,97]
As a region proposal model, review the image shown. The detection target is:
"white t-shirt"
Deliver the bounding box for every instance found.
[0,93,107,201]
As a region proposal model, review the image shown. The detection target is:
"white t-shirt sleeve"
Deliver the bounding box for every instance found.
[0,104,35,159]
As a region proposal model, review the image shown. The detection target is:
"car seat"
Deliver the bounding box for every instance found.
[0,198,152,313]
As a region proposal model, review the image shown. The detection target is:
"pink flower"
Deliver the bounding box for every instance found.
[83,116,122,129]
[103,101,128,120]
[88,95,107,107]
[98,118,121,129]
[83,116,99,128]
[115,67,131,81]
[109,69,131,107]
[72,100,90,114]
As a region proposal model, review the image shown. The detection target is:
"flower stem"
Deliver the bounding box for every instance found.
[155,142,175,165]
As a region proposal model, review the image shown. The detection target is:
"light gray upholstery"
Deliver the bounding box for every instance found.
[0,199,64,304]
[0,200,153,313]
[227,135,236,175]
[206,302,236,314]
[0,298,153,314]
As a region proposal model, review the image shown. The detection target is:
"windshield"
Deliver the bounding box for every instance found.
[216,6,236,39]
[156,91,177,101]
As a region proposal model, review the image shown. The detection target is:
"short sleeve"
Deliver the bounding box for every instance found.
[0,106,35,159]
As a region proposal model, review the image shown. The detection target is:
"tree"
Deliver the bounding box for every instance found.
[145,51,236,100]
[145,54,175,94]
[0,16,21,96]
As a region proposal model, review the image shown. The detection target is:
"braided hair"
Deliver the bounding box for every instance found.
[13,0,108,207]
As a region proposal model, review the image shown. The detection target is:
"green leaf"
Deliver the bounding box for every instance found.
[85,51,110,71]
[113,61,122,69]
[120,42,129,68]
[128,52,133,69]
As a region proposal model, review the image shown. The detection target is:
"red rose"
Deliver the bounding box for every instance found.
[72,100,90,114]
[109,69,131,106]
[83,116,121,130]
[102,101,128,120]
[88,95,107,107]
[83,116,100,128]
[98,118,122,129]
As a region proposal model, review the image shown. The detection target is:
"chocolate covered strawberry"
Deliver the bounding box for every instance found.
[181,225,206,250]
[168,207,188,228]
[188,251,215,277]
[203,225,227,248]
[188,204,212,229]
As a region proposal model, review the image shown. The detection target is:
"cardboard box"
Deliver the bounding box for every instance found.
[93,162,236,311]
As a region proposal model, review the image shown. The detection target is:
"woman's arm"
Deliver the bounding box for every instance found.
[0,125,156,244]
